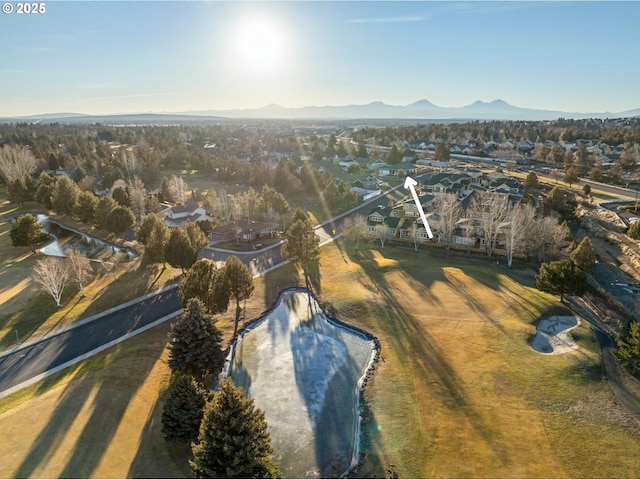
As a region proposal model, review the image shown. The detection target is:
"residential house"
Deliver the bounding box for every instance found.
[208,219,271,243]
[398,217,432,242]
[379,162,417,177]
[367,207,402,237]
[403,193,435,218]
[165,203,210,227]
[367,159,387,171]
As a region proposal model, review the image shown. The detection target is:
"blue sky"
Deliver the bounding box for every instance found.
[1,1,639,116]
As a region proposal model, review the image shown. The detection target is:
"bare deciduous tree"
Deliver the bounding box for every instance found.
[432,193,462,252]
[0,144,38,184]
[168,175,189,204]
[128,176,147,220]
[340,214,369,251]
[375,222,388,248]
[408,221,420,252]
[528,216,560,262]
[237,187,261,225]
[65,249,92,297]
[120,149,138,183]
[471,192,510,257]
[33,256,70,308]
[502,203,536,267]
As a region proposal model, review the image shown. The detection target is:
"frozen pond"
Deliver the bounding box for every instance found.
[227,289,376,478]
[37,215,137,261]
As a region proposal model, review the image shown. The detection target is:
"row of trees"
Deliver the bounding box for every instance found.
[162,300,279,477]
[136,214,208,271]
[343,190,573,267]
[30,171,137,236]
[161,247,279,477]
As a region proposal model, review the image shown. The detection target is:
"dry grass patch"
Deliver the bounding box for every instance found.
[320,242,640,478]
[0,324,190,478]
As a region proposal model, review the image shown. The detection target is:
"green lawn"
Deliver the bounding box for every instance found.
[1,238,639,478]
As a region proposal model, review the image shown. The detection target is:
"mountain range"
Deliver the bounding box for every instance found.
[3,99,640,124]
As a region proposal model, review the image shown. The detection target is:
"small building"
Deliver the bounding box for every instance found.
[208,219,271,243]
[165,203,210,227]
[379,162,418,177]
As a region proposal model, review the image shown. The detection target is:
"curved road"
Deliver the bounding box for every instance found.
[0,287,181,397]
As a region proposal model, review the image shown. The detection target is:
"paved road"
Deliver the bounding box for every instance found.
[0,286,181,397]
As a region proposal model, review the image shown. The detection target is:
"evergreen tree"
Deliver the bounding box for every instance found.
[112,185,130,207]
[136,213,170,264]
[166,224,206,272]
[10,214,50,252]
[74,190,98,224]
[190,377,280,479]
[281,209,319,290]
[386,145,402,165]
[161,375,212,443]
[628,221,640,240]
[146,222,170,265]
[612,320,640,378]
[35,171,54,208]
[105,205,136,236]
[570,236,595,271]
[7,175,33,207]
[355,142,368,158]
[168,298,225,381]
[563,166,579,188]
[524,171,539,190]
[185,222,209,253]
[535,259,587,302]
[179,258,230,314]
[547,186,576,219]
[50,176,80,216]
[136,213,164,245]
[435,143,450,161]
[224,255,254,339]
[95,196,118,230]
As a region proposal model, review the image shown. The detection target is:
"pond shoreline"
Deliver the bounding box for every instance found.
[223,287,382,478]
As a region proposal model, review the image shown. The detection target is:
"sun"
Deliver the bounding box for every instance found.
[232,16,288,75]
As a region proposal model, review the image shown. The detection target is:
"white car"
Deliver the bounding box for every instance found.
[629,217,639,225]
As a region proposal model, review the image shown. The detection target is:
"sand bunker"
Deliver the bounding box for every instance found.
[531,315,580,354]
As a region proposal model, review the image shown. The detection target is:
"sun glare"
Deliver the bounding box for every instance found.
[232,16,288,74]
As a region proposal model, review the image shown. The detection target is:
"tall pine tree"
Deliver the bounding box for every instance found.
[224,255,254,339]
[162,375,212,443]
[570,236,596,271]
[190,378,280,479]
[168,298,225,382]
[281,208,319,291]
[612,320,640,378]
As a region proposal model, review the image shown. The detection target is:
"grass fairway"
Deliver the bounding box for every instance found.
[1,240,639,478]
[315,243,640,478]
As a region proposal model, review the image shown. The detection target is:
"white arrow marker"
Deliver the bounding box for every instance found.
[404,176,433,239]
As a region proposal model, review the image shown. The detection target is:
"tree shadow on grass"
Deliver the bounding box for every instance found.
[347,248,515,471]
[0,285,81,350]
[306,258,322,296]
[127,381,192,478]
[13,329,165,479]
